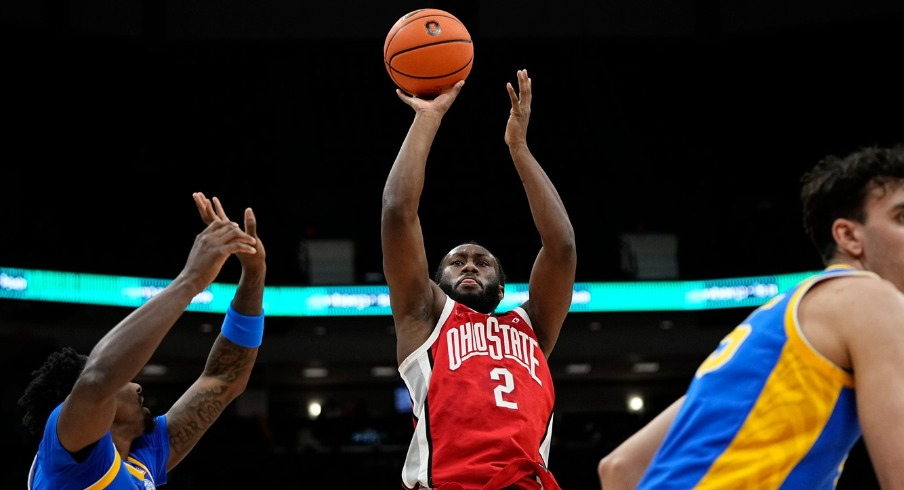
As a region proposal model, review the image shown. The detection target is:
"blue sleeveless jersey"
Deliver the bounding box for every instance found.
[638,266,874,489]
[29,404,169,489]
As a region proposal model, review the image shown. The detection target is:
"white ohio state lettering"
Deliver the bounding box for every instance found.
[446,316,542,385]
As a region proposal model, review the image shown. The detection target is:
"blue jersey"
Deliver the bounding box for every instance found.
[29,404,169,489]
[639,265,873,489]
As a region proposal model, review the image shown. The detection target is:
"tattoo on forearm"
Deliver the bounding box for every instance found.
[204,339,255,379]
[169,387,228,451]
[168,339,257,455]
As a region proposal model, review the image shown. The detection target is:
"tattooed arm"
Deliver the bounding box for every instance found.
[165,193,267,470]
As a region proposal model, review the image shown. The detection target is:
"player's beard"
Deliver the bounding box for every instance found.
[440,278,502,314]
[143,410,158,435]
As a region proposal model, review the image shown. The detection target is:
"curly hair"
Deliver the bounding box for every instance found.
[18,346,87,436]
[801,144,904,265]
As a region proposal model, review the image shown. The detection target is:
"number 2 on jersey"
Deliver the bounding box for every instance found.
[490,367,518,409]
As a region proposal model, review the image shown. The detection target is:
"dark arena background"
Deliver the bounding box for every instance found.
[3,1,903,487]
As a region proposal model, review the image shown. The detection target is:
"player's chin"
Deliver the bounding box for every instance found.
[451,288,482,302]
[455,287,483,298]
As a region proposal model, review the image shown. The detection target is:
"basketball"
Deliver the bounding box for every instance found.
[383,9,474,98]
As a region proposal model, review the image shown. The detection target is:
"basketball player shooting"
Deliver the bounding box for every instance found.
[381,69,577,489]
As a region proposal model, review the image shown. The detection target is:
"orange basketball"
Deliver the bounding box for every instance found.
[383,9,474,98]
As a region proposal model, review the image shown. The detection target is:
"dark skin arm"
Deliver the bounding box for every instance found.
[381,70,576,362]
[505,69,576,357]
[164,193,266,470]
[381,80,465,364]
[58,194,258,455]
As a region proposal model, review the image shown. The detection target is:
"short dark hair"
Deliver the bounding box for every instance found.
[18,346,87,436]
[801,144,904,264]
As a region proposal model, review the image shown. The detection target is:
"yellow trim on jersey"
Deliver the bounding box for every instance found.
[695,273,853,488]
[125,456,149,480]
[784,278,854,389]
[85,450,121,489]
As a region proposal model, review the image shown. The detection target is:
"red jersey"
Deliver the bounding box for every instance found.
[399,296,560,489]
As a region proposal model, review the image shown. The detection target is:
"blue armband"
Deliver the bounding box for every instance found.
[221,306,265,348]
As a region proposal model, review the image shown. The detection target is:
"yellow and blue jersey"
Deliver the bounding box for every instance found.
[29,404,169,489]
[638,265,874,489]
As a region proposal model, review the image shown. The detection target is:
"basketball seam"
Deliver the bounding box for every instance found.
[387,60,473,80]
[387,39,473,59]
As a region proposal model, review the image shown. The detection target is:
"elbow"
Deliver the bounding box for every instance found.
[547,219,576,254]
[381,198,418,227]
[564,233,577,268]
[229,376,252,400]
[381,186,413,213]
[220,369,254,403]
[381,194,403,220]
[563,235,577,259]
[228,354,258,397]
[597,454,613,482]
[550,234,577,266]
[562,224,577,251]
[597,453,630,490]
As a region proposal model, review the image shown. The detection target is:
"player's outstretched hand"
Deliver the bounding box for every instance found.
[185,192,258,288]
[505,69,532,148]
[396,80,465,118]
[193,192,265,277]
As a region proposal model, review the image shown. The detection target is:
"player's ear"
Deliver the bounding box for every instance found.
[832,217,863,258]
[497,284,505,300]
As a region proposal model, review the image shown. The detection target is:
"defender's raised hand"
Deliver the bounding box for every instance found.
[184,192,257,288]
[193,192,265,275]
